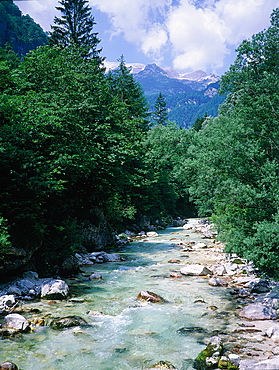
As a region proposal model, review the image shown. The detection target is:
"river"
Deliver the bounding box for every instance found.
[0,220,239,370]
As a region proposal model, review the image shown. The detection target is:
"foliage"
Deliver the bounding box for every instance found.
[0,217,11,255]
[182,8,279,276]
[0,45,152,270]
[143,123,195,217]
[49,0,102,60]
[152,93,168,125]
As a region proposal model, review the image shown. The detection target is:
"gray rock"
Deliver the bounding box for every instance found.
[89,272,102,280]
[266,325,279,340]
[208,277,228,287]
[239,360,259,370]
[2,313,29,332]
[251,356,279,369]
[6,286,22,296]
[180,264,212,276]
[16,279,34,294]
[249,279,271,293]
[239,303,278,320]
[224,262,239,275]
[102,252,122,262]
[22,271,38,281]
[50,316,87,329]
[41,279,69,300]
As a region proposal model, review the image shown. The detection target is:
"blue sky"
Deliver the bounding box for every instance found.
[14,0,278,75]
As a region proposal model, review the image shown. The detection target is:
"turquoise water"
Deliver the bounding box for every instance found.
[0,224,237,369]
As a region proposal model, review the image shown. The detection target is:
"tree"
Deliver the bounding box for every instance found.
[49,0,102,60]
[153,92,168,125]
[182,7,279,276]
[107,55,149,129]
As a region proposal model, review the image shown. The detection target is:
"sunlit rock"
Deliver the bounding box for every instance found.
[41,279,69,300]
[180,264,212,276]
[2,313,30,332]
[150,360,178,369]
[239,303,278,320]
[0,362,18,370]
[208,277,228,287]
[137,291,166,303]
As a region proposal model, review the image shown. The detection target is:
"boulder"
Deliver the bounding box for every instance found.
[0,295,16,310]
[41,279,69,300]
[16,279,34,294]
[6,286,22,296]
[249,279,271,294]
[137,291,166,303]
[89,272,102,280]
[22,271,38,281]
[102,252,122,262]
[50,316,87,329]
[180,264,212,276]
[2,313,29,332]
[0,362,18,370]
[239,303,278,320]
[146,232,159,237]
[249,356,279,369]
[150,361,178,369]
[208,277,228,287]
[266,325,279,340]
[212,265,226,276]
[194,242,207,249]
[193,336,223,370]
[224,262,239,275]
[61,255,80,276]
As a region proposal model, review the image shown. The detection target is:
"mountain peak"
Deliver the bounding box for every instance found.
[138,63,169,77]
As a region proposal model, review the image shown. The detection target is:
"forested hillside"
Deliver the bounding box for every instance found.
[0,0,47,56]
[0,0,279,279]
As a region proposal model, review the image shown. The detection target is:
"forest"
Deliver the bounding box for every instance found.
[1,0,279,279]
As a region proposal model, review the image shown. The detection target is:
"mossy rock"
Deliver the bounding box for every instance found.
[193,337,223,370]
[151,361,177,369]
[232,258,244,265]
[50,316,87,329]
[218,358,238,370]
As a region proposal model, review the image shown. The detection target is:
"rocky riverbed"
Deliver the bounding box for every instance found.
[1,220,279,369]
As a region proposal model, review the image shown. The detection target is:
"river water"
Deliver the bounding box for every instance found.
[0,221,239,370]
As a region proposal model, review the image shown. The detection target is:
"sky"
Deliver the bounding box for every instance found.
[14,0,279,75]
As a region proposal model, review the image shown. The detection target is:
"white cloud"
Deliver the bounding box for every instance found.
[90,0,170,56]
[14,0,59,30]
[15,0,278,73]
[91,0,277,72]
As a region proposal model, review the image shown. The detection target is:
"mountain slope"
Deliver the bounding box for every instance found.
[133,63,224,128]
[0,1,48,56]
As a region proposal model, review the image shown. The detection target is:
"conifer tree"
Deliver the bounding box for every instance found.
[49,0,102,60]
[153,92,168,125]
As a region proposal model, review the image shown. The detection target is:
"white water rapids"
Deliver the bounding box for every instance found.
[0,221,240,369]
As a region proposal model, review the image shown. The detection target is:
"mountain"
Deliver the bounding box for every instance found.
[104,61,225,128]
[0,1,48,56]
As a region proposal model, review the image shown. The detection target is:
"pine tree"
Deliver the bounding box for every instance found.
[153,93,168,125]
[107,55,149,124]
[49,0,102,60]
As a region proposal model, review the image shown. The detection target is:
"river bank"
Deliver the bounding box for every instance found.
[1,219,279,369]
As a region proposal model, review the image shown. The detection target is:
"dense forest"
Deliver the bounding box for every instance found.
[1,0,279,279]
[0,0,47,56]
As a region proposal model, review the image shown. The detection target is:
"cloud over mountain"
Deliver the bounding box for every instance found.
[91,0,276,72]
